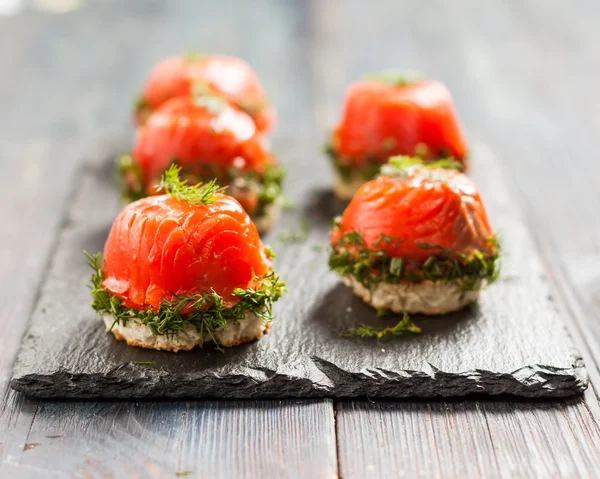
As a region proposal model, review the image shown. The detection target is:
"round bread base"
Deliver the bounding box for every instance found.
[343,276,481,315]
[332,170,369,201]
[252,200,281,234]
[102,312,269,352]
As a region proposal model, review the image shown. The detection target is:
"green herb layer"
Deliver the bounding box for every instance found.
[117,155,285,219]
[329,230,500,292]
[86,252,286,351]
[324,144,466,182]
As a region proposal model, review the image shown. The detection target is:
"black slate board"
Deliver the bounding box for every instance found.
[10,139,588,399]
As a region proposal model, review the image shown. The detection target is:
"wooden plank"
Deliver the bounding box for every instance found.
[10,399,337,478]
[0,141,82,469]
[0,2,338,477]
[310,0,600,477]
[336,397,600,479]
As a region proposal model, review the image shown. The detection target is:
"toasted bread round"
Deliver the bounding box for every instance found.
[332,169,369,201]
[252,200,281,234]
[343,275,481,315]
[103,312,269,352]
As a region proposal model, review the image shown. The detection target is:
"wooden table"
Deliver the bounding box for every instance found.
[1,1,600,477]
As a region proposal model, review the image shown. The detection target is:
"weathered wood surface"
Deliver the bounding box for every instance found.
[1,0,600,477]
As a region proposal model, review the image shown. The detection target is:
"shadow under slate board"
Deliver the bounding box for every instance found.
[10,138,588,399]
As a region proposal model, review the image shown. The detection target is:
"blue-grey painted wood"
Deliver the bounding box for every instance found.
[0,2,338,477]
[336,398,600,479]
[311,0,600,477]
[1,0,600,477]
[7,399,337,478]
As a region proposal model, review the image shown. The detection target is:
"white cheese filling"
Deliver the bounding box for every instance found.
[102,311,268,352]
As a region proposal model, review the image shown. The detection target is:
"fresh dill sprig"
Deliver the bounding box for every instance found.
[363,69,424,87]
[160,164,227,205]
[84,251,286,351]
[329,230,500,291]
[343,312,422,340]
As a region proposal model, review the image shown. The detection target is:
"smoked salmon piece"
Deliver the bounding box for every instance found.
[328,71,467,200]
[136,54,275,133]
[329,157,498,315]
[121,95,283,233]
[88,166,285,351]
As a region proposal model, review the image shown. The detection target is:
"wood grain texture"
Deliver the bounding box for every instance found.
[0,141,83,469]
[336,398,600,479]
[6,399,336,478]
[1,0,600,477]
[0,2,338,477]
[310,0,600,477]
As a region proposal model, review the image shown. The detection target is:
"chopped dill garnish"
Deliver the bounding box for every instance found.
[191,79,211,97]
[264,245,277,259]
[184,50,206,61]
[278,217,309,243]
[380,155,464,179]
[329,229,500,291]
[192,95,226,116]
[160,164,227,205]
[324,145,465,182]
[116,154,145,202]
[135,361,155,366]
[84,251,286,351]
[134,95,150,114]
[343,312,422,340]
[363,69,424,87]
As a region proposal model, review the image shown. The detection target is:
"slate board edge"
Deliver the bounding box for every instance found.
[11,355,588,399]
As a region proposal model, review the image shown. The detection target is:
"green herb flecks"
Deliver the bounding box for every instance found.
[193,95,227,116]
[237,97,266,116]
[191,79,212,97]
[184,49,206,61]
[161,164,226,205]
[324,144,382,181]
[329,230,500,291]
[324,143,465,183]
[118,157,284,217]
[85,252,286,351]
[175,471,194,477]
[278,217,309,243]
[363,69,424,87]
[116,154,145,202]
[135,361,155,366]
[134,95,151,115]
[256,164,285,216]
[343,312,422,340]
[380,155,464,180]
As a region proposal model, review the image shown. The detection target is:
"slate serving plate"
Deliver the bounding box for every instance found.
[10,139,588,399]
